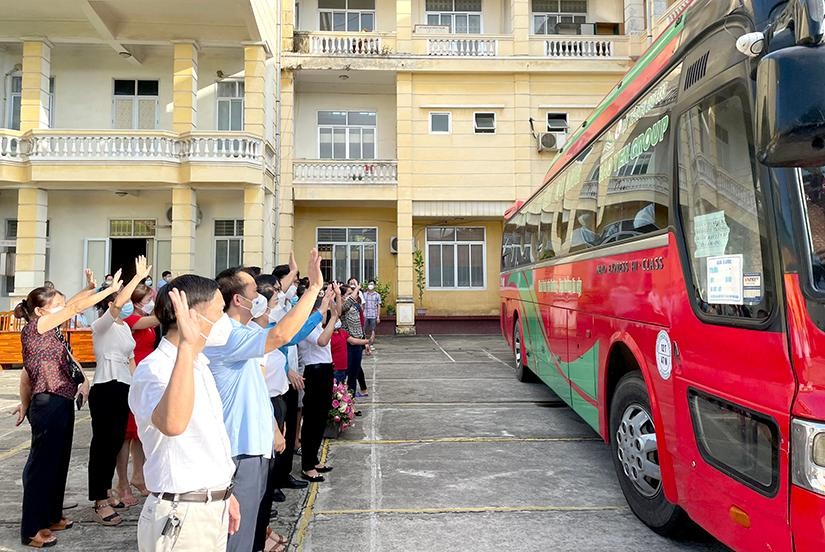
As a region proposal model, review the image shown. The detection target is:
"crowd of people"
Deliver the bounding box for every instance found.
[12,249,381,551]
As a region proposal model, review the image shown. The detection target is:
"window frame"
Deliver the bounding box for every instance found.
[216,79,245,132]
[546,112,568,133]
[214,219,245,276]
[316,226,379,283]
[5,75,55,129]
[111,79,160,130]
[316,110,378,160]
[531,0,588,35]
[318,0,376,32]
[473,111,496,134]
[429,111,452,134]
[425,0,483,34]
[426,226,487,290]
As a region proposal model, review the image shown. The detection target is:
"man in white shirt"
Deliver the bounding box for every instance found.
[128,276,240,551]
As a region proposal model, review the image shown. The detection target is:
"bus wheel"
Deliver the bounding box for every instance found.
[513,322,537,382]
[610,373,687,536]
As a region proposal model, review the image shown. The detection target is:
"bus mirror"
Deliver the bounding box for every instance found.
[756,45,825,167]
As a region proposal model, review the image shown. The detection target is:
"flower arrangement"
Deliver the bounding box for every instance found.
[329,381,356,432]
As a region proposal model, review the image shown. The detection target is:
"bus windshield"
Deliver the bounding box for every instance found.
[802,167,825,289]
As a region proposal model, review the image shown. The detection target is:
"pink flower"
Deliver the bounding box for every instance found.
[334,415,341,423]
[332,400,340,408]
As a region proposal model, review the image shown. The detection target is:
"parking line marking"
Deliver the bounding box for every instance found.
[358,400,564,407]
[428,335,455,362]
[0,414,90,463]
[314,505,626,516]
[293,439,330,552]
[333,436,601,446]
[481,349,512,368]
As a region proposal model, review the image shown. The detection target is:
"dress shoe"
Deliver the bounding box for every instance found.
[272,489,286,502]
[301,472,325,483]
[282,475,309,489]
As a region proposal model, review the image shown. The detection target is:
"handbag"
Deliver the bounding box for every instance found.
[56,329,86,386]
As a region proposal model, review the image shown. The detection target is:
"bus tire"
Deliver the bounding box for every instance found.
[609,372,687,536]
[513,321,537,383]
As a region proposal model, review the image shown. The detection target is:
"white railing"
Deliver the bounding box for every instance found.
[609,174,670,195]
[427,38,498,57]
[180,135,261,162]
[309,34,383,55]
[293,160,398,185]
[0,132,24,161]
[545,38,614,58]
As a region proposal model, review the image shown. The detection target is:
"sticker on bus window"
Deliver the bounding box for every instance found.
[656,330,672,380]
[743,272,763,304]
[693,211,730,258]
[707,254,744,305]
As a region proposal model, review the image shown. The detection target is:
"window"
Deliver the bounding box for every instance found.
[688,390,779,496]
[677,86,772,320]
[319,0,375,31]
[547,112,568,133]
[474,112,495,134]
[217,80,244,131]
[429,112,451,134]
[318,111,377,159]
[3,219,51,296]
[317,227,377,283]
[6,76,54,130]
[215,220,244,276]
[801,167,825,290]
[113,79,159,129]
[532,0,587,35]
[426,0,482,34]
[109,219,156,237]
[427,227,485,288]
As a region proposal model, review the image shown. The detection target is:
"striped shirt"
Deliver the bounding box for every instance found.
[342,296,364,339]
[364,291,381,319]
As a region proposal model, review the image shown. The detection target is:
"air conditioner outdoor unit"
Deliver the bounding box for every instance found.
[537,131,566,153]
[165,206,203,227]
[389,236,398,254]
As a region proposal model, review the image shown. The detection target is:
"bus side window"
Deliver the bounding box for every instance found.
[676,86,773,320]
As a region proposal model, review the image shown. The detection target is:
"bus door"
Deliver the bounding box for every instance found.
[670,66,793,548]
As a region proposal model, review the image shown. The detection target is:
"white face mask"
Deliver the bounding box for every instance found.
[142,300,155,314]
[240,293,268,319]
[284,284,298,300]
[334,320,343,330]
[47,305,64,315]
[200,313,233,347]
[268,305,286,324]
[368,284,375,290]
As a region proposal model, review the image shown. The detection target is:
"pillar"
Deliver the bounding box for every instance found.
[13,188,48,295]
[170,187,197,275]
[243,185,265,268]
[276,69,295,264]
[20,39,51,132]
[396,0,412,54]
[244,43,267,137]
[281,0,295,54]
[514,73,533,199]
[395,72,415,335]
[624,0,646,36]
[172,41,198,133]
[512,0,530,56]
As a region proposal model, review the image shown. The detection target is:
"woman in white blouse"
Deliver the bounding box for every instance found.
[87,257,152,526]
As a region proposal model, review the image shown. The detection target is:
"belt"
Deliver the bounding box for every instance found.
[151,486,233,503]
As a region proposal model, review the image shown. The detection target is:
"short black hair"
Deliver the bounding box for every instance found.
[244,266,262,278]
[105,274,113,279]
[215,267,246,312]
[154,275,219,335]
[272,264,290,279]
[255,274,280,301]
[162,271,171,277]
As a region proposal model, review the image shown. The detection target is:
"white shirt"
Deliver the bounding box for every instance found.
[128,338,235,494]
[297,324,332,365]
[263,351,290,397]
[91,310,135,386]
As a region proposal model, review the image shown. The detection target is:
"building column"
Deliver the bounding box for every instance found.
[20,39,52,132]
[281,0,295,54]
[395,72,415,335]
[396,0,412,54]
[512,0,530,56]
[276,69,295,264]
[170,187,197,275]
[172,41,198,133]
[514,73,533,199]
[243,185,265,268]
[624,0,646,36]
[244,43,267,137]
[13,188,48,295]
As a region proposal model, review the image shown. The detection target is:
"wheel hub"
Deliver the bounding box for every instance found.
[616,404,662,497]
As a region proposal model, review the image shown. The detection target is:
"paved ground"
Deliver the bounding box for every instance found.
[0,335,728,551]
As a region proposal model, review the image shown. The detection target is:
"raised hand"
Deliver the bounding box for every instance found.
[84,269,97,290]
[320,288,334,312]
[135,255,153,281]
[289,251,298,274]
[307,248,323,290]
[109,269,124,293]
[168,288,203,349]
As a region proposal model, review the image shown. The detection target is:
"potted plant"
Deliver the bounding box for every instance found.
[413,248,426,316]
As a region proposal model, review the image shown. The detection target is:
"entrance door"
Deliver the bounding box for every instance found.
[110,238,147,282]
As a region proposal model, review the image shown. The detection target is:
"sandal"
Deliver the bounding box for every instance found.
[264,528,288,552]
[131,482,150,497]
[93,504,123,526]
[114,488,139,507]
[22,530,57,548]
[49,518,74,531]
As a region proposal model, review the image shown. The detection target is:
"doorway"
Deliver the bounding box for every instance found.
[110,238,147,282]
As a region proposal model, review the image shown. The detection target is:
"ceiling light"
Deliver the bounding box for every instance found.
[118,51,132,58]
[338,74,350,80]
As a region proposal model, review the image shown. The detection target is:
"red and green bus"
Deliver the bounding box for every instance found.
[500,0,825,549]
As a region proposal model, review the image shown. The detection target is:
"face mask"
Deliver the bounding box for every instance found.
[290,295,299,306]
[119,302,135,319]
[334,320,342,330]
[105,280,113,286]
[47,305,64,315]
[200,313,233,347]
[145,279,153,287]
[240,293,268,319]
[285,284,298,300]
[268,305,286,324]
[142,300,155,315]
[368,284,375,290]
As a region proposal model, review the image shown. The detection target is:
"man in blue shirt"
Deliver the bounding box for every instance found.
[204,250,323,552]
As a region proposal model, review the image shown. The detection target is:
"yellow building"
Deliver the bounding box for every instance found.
[279,0,682,333]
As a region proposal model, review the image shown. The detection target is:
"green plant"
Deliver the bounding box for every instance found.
[386,305,396,316]
[413,248,425,304]
[373,278,392,312]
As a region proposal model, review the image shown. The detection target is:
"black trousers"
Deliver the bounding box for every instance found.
[21,393,74,541]
[301,363,334,472]
[346,343,364,394]
[88,380,130,501]
[273,385,299,486]
[253,395,287,552]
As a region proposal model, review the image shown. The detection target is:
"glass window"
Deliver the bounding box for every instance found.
[114,80,136,96]
[214,220,243,276]
[678,87,772,319]
[474,112,496,134]
[689,390,779,495]
[801,167,825,290]
[430,112,451,133]
[547,112,568,132]
[217,81,244,131]
[319,0,375,32]
[318,111,377,159]
[426,0,481,34]
[427,227,485,288]
[531,0,587,35]
[112,80,159,130]
[317,227,377,282]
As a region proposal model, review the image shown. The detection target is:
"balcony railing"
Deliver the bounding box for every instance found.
[293,31,394,56]
[0,131,24,162]
[293,160,398,185]
[1,130,266,166]
[545,37,614,58]
[427,37,498,57]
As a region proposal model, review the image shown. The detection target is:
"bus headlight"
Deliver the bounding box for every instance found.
[792,418,825,495]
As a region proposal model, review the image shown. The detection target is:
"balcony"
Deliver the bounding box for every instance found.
[293,160,397,184]
[294,31,396,56]
[530,35,631,59]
